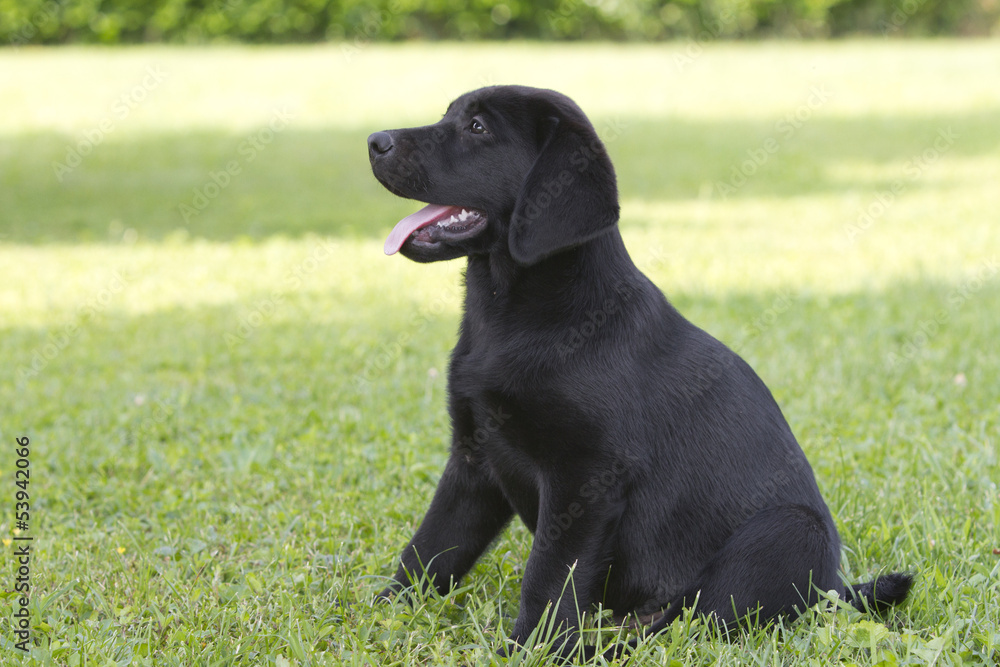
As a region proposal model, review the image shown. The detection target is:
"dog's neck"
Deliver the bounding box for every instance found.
[467,228,641,311]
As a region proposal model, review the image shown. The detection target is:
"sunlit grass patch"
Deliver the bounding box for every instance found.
[1,41,998,665]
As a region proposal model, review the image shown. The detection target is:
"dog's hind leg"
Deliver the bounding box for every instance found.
[643,504,842,636]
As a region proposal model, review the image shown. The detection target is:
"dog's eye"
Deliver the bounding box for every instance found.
[469,117,488,134]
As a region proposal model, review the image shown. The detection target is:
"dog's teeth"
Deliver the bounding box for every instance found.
[436,210,479,228]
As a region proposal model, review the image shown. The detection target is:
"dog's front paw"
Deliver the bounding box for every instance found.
[497,636,594,665]
[495,638,519,658]
[374,580,405,602]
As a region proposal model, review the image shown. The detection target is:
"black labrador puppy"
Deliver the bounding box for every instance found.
[367,85,911,657]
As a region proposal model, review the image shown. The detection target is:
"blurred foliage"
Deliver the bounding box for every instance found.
[2,0,999,44]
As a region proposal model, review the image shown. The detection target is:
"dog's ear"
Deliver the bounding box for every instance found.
[509,113,619,266]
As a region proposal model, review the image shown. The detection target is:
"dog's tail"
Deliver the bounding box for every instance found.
[846,572,914,613]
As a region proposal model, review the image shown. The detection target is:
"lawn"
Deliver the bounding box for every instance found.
[1,41,998,665]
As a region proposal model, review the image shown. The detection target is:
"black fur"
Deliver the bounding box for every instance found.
[847,573,915,613]
[367,85,912,657]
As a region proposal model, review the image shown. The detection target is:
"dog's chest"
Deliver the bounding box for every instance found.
[470,421,543,530]
[450,365,565,531]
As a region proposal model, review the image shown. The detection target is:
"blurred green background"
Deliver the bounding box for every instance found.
[3,0,1000,44]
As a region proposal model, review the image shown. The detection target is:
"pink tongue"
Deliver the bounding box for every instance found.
[384,204,458,255]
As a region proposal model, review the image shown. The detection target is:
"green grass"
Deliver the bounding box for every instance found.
[1,41,998,665]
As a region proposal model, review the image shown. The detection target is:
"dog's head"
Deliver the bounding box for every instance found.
[368,85,619,265]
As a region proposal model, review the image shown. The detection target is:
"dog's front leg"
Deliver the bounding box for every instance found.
[380,453,514,599]
[507,490,619,657]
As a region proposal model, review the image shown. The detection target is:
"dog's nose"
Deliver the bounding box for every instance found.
[368,131,394,160]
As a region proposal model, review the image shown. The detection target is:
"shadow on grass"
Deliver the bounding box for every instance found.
[5,274,997,445]
[1,108,999,244]
[3,275,997,625]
